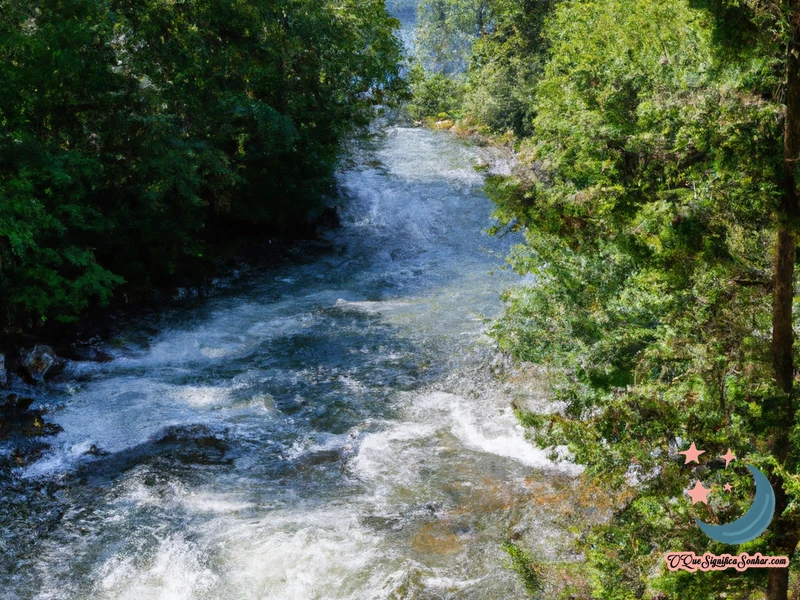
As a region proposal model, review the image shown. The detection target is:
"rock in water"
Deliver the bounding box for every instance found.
[20,345,58,382]
[0,354,7,387]
[67,346,113,363]
[0,394,35,413]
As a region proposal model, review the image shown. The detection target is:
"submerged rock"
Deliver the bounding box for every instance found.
[275,394,307,414]
[66,346,113,363]
[84,444,107,457]
[19,345,59,382]
[0,353,7,387]
[0,394,63,455]
[152,424,230,465]
[294,448,343,468]
[0,394,35,413]
[155,424,224,444]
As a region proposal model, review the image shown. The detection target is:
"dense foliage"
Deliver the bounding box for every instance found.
[412,0,800,599]
[408,0,550,128]
[0,0,403,327]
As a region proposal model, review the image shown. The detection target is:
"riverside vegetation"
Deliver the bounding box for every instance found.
[0,0,404,331]
[409,0,800,599]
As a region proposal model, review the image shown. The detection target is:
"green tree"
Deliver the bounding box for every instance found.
[405,63,466,121]
[485,0,800,598]
[462,0,552,135]
[0,0,403,327]
[0,0,130,324]
[415,0,493,73]
[410,0,553,132]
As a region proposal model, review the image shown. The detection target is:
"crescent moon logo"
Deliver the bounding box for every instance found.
[696,465,776,545]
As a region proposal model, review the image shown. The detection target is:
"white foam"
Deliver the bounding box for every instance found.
[450,405,560,469]
[181,493,255,515]
[354,390,581,483]
[95,536,217,600]
[410,391,554,469]
[209,510,384,600]
[283,432,351,461]
[69,439,98,457]
[367,127,485,187]
[334,298,412,314]
[172,386,231,408]
[423,575,489,590]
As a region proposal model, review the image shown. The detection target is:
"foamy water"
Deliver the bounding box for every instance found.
[2,127,576,600]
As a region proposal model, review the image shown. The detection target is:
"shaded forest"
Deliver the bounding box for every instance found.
[0,0,404,329]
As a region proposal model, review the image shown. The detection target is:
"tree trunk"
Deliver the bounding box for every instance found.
[772,223,795,400]
[767,5,800,600]
[767,483,797,600]
[775,3,800,400]
[767,567,789,600]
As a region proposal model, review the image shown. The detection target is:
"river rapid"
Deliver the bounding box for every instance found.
[1,125,579,599]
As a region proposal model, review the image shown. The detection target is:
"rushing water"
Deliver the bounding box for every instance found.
[1,126,577,599]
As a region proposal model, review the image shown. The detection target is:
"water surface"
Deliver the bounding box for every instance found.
[2,127,574,600]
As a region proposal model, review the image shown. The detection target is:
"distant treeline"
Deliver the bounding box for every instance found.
[0,0,404,328]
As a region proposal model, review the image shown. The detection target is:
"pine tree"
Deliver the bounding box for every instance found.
[485,0,800,597]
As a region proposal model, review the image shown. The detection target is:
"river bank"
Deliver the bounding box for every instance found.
[0,219,340,370]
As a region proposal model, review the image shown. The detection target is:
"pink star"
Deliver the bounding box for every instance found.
[724,483,733,492]
[687,481,711,505]
[721,449,736,468]
[679,442,706,465]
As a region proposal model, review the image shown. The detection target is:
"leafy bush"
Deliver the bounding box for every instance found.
[406,63,466,120]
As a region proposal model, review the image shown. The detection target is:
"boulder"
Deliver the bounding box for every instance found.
[19,345,58,382]
[0,354,7,387]
[66,346,113,363]
[0,394,35,413]
[0,394,62,440]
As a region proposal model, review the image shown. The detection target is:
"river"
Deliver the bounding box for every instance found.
[1,125,578,599]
